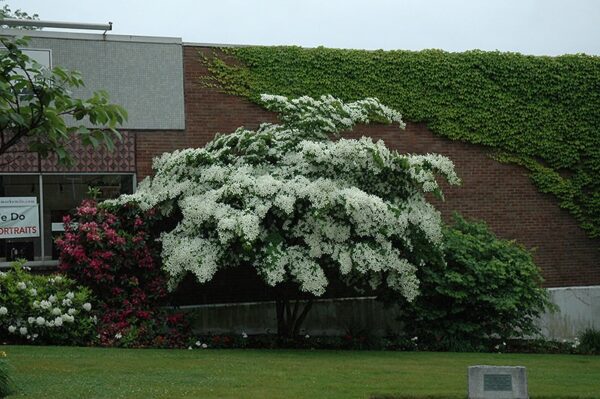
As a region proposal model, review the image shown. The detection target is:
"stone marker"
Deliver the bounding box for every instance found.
[468,366,528,399]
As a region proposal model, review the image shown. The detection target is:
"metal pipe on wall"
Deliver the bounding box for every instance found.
[1,19,112,31]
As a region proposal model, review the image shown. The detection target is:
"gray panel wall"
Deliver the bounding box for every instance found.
[26,34,184,130]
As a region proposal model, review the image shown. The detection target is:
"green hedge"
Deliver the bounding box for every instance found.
[203,46,600,238]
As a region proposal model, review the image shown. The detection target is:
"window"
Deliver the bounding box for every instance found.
[22,49,52,69]
[0,173,135,266]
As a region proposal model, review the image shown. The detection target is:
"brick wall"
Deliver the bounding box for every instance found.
[135,45,600,288]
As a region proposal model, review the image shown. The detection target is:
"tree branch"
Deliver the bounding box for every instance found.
[21,66,46,132]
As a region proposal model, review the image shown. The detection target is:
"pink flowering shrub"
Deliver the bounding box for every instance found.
[56,200,190,348]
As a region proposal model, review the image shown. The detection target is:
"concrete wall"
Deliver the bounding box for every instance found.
[184,287,600,340]
[2,29,185,130]
[537,286,600,340]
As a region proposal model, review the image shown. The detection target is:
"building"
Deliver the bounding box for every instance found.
[0,27,598,338]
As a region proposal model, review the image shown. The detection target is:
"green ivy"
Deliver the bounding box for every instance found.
[203,46,600,238]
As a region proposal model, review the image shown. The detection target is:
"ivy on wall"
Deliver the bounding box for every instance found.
[203,46,600,238]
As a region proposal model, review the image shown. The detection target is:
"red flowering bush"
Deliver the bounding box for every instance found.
[56,200,190,348]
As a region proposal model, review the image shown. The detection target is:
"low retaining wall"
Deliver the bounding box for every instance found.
[182,286,600,340]
[182,296,403,336]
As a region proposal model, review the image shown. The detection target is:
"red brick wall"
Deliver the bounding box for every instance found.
[135,45,600,288]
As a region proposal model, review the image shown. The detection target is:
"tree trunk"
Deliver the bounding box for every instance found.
[275,284,313,339]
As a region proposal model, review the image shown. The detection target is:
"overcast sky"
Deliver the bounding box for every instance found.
[11,0,600,55]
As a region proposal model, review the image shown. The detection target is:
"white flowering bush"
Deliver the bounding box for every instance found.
[112,94,460,336]
[0,261,96,345]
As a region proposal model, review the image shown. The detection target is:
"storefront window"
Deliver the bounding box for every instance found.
[1,174,134,265]
[0,175,41,262]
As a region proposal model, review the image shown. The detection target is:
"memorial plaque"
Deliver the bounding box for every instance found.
[484,374,513,391]
[468,365,528,399]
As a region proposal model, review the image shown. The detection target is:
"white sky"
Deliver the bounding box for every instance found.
[11,0,600,55]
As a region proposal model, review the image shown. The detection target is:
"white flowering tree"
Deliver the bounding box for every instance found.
[113,94,460,337]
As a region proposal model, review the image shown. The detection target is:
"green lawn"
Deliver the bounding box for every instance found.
[3,346,599,399]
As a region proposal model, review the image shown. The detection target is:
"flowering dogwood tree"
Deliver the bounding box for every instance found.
[112,94,460,337]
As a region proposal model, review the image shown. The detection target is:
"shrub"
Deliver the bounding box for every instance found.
[56,200,190,348]
[0,261,96,346]
[578,328,600,355]
[388,213,553,350]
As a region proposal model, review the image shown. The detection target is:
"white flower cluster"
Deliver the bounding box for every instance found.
[260,94,406,136]
[0,279,93,341]
[111,94,460,300]
[403,154,461,197]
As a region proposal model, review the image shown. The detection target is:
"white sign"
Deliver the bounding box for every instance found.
[51,222,65,232]
[0,197,40,239]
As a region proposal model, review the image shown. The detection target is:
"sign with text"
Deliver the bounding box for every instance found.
[0,197,40,239]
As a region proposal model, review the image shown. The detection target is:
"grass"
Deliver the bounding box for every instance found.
[2,345,599,399]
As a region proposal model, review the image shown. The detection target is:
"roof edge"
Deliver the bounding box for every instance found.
[0,28,182,45]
